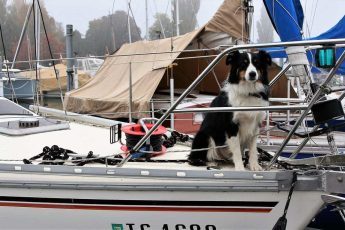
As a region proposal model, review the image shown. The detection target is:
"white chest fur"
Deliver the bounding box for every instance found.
[226,84,269,141]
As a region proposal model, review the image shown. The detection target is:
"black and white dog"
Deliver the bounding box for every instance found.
[188,50,272,171]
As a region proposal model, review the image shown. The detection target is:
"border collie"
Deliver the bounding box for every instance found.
[188,50,271,170]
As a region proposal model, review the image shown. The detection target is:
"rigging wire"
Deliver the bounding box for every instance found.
[302,0,311,38]
[36,0,66,114]
[128,2,142,40]
[0,22,18,103]
[271,0,304,39]
[32,0,40,109]
[153,0,166,38]
[309,0,319,36]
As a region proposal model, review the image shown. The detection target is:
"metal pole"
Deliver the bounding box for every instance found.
[11,4,33,69]
[66,24,74,91]
[35,2,40,67]
[170,66,175,130]
[0,56,3,97]
[289,125,320,159]
[339,91,345,101]
[128,62,133,123]
[176,0,180,36]
[287,77,291,122]
[173,105,308,113]
[269,64,291,87]
[145,0,148,40]
[73,64,79,89]
[127,0,132,43]
[117,38,345,167]
[266,111,270,145]
[268,49,345,168]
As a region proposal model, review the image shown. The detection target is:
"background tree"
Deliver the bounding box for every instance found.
[72,30,86,57]
[256,5,274,43]
[0,0,65,68]
[171,0,200,36]
[148,13,173,40]
[37,1,65,66]
[84,10,141,56]
[0,1,143,68]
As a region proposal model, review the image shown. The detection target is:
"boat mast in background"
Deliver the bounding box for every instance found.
[176,0,180,36]
[127,0,132,43]
[145,0,149,40]
[35,2,40,67]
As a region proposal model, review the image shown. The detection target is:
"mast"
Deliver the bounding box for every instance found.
[35,1,40,66]
[11,4,33,69]
[145,0,148,40]
[244,0,254,42]
[175,0,180,36]
[127,0,132,43]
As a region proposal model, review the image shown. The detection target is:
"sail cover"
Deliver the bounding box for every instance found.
[64,0,248,119]
[64,30,201,119]
[205,0,248,41]
[263,0,304,42]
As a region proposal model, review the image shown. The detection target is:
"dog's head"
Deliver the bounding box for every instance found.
[225,50,272,86]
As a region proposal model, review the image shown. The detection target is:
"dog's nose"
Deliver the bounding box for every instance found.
[249,71,257,81]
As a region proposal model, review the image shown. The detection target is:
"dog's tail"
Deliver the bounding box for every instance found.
[188,131,209,166]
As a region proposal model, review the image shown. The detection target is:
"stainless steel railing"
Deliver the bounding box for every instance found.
[118,38,345,167]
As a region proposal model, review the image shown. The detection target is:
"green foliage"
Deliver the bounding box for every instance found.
[171,0,200,36]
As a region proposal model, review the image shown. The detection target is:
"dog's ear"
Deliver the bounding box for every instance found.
[226,50,240,65]
[258,50,272,66]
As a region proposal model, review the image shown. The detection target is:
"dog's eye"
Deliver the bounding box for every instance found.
[244,59,248,64]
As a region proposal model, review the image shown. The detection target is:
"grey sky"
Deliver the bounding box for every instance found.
[43,0,344,41]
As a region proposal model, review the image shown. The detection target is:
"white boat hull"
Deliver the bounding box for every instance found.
[0,167,330,230]
[0,188,323,230]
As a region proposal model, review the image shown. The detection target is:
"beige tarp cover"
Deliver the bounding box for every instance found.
[63,0,290,119]
[64,29,202,118]
[205,0,248,41]
[19,64,91,92]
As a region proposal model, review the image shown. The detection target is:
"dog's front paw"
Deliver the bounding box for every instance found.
[249,162,262,171]
[235,164,245,171]
[188,158,207,166]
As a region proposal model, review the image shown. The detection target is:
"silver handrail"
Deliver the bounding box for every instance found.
[117,38,345,167]
[173,105,307,113]
[267,48,345,168]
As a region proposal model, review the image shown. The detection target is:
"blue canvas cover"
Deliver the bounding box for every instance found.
[263,0,304,41]
[263,0,345,74]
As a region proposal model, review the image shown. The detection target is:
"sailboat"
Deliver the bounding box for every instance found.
[63,0,291,134]
[0,0,345,229]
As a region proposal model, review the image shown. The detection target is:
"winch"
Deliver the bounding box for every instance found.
[121,118,167,158]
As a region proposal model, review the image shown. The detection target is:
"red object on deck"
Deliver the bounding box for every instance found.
[121,123,167,155]
[121,123,167,136]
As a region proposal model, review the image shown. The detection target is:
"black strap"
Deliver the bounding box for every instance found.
[272,172,298,230]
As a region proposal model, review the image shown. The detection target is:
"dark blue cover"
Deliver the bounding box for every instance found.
[263,0,304,42]
[263,0,345,74]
